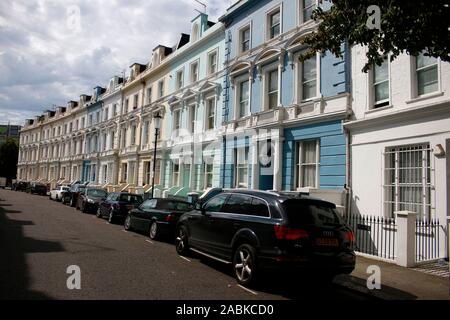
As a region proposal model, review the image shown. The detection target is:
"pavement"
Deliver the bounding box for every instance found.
[0,188,448,300]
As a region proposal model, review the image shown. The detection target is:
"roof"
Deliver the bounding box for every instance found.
[221,189,334,205]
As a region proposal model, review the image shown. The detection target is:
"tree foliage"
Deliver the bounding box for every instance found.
[301,0,450,72]
[0,138,19,179]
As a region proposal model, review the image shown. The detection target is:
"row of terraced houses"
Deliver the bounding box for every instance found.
[17,0,450,247]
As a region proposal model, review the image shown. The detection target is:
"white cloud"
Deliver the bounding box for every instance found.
[0,0,233,125]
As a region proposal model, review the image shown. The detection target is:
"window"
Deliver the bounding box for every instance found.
[373,59,390,108]
[384,144,432,219]
[416,53,438,96]
[96,111,100,124]
[130,125,136,145]
[147,87,152,104]
[250,198,270,217]
[235,147,249,188]
[154,159,161,185]
[121,163,128,182]
[104,108,109,121]
[190,105,196,134]
[239,80,250,118]
[240,26,251,53]
[267,69,279,109]
[176,70,184,90]
[296,140,319,189]
[173,161,180,186]
[143,121,149,145]
[173,110,181,135]
[208,51,218,74]
[302,0,316,23]
[102,133,107,151]
[268,9,281,39]
[204,163,214,188]
[204,194,229,212]
[302,56,317,100]
[110,131,115,149]
[158,80,164,98]
[191,62,199,83]
[206,98,215,130]
[222,194,252,214]
[144,161,151,185]
[133,94,139,109]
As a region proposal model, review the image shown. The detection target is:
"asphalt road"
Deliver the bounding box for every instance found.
[0,189,376,300]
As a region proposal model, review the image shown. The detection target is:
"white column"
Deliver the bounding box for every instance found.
[395,211,417,267]
[251,137,259,190]
[273,136,283,191]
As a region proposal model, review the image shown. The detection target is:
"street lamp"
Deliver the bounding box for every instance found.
[151,113,162,199]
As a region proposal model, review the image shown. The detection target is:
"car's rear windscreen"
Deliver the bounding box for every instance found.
[282,200,342,227]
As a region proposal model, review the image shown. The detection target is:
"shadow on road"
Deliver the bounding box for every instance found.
[0,199,64,300]
[192,252,417,300]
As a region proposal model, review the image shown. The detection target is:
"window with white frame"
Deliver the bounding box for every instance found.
[204,162,214,189]
[268,8,281,39]
[384,144,432,219]
[147,87,152,104]
[267,69,279,109]
[143,120,149,145]
[103,133,107,151]
[110,131,115,150]
[206,98,216,130]
[239,80,250,118]
[133,94,139,109]
[301,56,317,101]
[302,0,317,23]
[173,110,181,135]
[104,108,109,121]
[416,53,438,96]
[189,105,196,134]
[130,125,136,146]
[158,80,164,98]
[144,161,151,185]
[154,159,161,185]
[191,61,199,83]
[173,161,180,186]
[373,59,390,108]
[176,69,184,90]
[235,147,249,188]
[208,50,218,75]
[240,26,251,53]
[121,163,128,183]
[296,140,319,189]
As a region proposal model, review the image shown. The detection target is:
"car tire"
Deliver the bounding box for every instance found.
[81,202,87,213]
[175,225,189,255]
[124,215,133,231]
[233,244,257,287]
[108,210,115,224]
[96,207,102,218]
[70,198,75,208]
[149,221,159,240]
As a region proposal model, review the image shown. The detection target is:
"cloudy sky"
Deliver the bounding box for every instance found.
[0,0,234,125]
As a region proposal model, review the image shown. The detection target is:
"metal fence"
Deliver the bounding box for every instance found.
[416,219,442,262]
[344,214,397,260]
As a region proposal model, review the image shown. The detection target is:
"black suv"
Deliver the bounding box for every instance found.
[175,190,355,286]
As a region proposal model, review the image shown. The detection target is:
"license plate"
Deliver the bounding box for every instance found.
[316,238,339,247]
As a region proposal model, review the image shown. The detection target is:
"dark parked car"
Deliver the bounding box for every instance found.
[97,192,144,223]
[175,190,356,286]
[76,188,107,213]
[26,182,48,196]
[62,184,86,207]
[13,181,28,192]
[124,198,193,240]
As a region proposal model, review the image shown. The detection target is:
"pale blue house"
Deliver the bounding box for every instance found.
[219,0,350,199]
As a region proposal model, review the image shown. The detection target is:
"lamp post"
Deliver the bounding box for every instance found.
[151,113,162,199]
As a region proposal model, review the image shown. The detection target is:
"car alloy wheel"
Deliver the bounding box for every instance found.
[233,244,256,286]
[108,210,114,224]
[124,215,132,231]
[175,226,189,255]
[149,221,159,240]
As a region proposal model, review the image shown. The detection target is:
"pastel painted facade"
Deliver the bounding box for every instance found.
[346,46,450,256]
[219,0,350,207]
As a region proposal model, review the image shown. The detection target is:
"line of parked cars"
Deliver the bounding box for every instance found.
[17,182,357,287]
